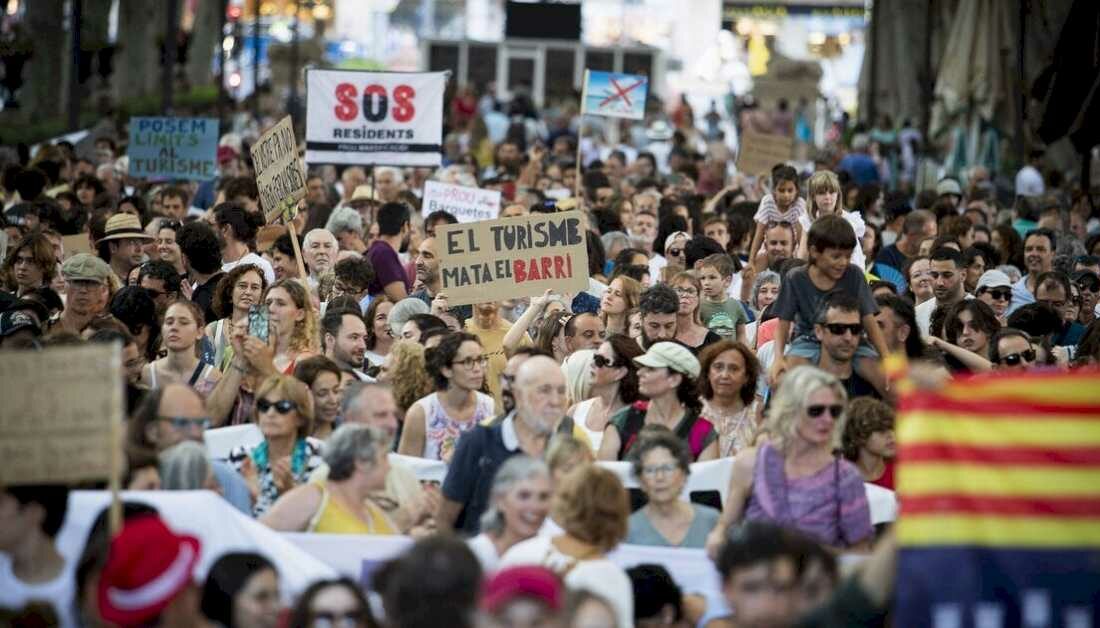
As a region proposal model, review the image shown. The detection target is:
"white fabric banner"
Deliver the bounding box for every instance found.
[48,492,337,603]
[305,70,446,167]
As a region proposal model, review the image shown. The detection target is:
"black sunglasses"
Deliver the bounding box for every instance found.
[823,323,862,336]
[592,354,619,369]
[1076,280,1100,294]
[256,399,297,414]
[980,288,1012,301]
[998,349,1036,366]
[807,404,844,418]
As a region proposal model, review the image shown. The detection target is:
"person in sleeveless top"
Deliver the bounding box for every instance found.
[598,341,719,462]
[697,340,763,457]
[500,465,634,628]
[567,334,643,455]
[205,263,266,371]
[261,424,397,534]
[207,279,317,426]
[141,300,221,396]
[399,332,495,462]
[705,366,873,558]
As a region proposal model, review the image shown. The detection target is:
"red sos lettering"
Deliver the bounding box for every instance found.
[333,83,416,122]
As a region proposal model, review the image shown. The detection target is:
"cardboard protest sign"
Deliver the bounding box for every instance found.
[0,343,121,485]
[736,129,793,176]
[127,117,219,180]
[893,368,1100,627]
[305,70,447,167]
[61,233,92,257]
[436,211,589,307]
[422,180,501,223]
[581,70,649,120]
[251,116,308,223]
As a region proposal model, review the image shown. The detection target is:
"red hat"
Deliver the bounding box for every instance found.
[98,515,201,626]
[481,566,564,613]
[217,145,239,164]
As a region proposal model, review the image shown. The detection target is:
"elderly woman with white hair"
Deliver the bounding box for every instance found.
[466,455,552,573]
[260,423,398,534]
[704,366,873,557]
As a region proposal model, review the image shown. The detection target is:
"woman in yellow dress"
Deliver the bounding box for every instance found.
[260,423,397,534]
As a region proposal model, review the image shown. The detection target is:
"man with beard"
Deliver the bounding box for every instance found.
[409,236,472,322]
[915,247,970,337]
[814,292,879,399]
[439,355,566,534]
[49,253,112,335]
[638,284,680,349]
[303,228,338,290]
[1009,228,1056,315]
[367,202,412,301]
[322,308,371,381]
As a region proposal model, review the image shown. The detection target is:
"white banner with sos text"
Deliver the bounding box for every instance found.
[305,70,446,167]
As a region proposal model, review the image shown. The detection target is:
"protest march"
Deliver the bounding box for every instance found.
[1,2,1099,627]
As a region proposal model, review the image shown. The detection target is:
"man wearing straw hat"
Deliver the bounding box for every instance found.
[97,213,154,284]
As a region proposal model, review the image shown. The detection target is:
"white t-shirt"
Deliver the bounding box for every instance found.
[222,252,276,284]
[0,556,78,628]
[799,210,867,269]
[500,536,633,628]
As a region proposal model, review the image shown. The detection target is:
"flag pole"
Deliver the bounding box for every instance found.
[574,70,590,201]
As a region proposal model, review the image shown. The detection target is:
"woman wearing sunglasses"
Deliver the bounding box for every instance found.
[568,334,643,454]
[228,375,323,516]
[975,269,1014,325]
[705,366,873,558]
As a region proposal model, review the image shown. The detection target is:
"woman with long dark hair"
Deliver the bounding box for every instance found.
[568,333,643,455]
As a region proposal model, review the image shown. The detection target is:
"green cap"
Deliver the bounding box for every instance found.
[61,253,112,284]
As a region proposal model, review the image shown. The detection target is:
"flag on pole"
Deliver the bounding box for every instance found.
[894,368,1100,627]
[581,71,648,120]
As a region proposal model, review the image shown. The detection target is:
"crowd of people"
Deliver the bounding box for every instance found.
[1,82,1098,628]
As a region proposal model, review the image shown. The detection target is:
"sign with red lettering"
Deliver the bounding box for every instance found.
[305,69,446,167]
[422,180,501,223]
[436,211,590,306]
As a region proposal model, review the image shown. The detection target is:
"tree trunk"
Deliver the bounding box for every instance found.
[114,0,165,104]
[186,0,221,88]
[23,0,66,120]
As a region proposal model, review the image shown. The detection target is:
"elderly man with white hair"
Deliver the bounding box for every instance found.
[303,228,338,288]
[374,166,405,203]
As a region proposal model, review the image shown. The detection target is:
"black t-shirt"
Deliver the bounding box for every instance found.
[842,369,880,400]
[442,421,518,536]
[190,272,225,326]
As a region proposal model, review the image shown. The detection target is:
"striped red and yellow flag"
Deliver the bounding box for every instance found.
[896,368,1100,548]
[893,367,1100,627]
